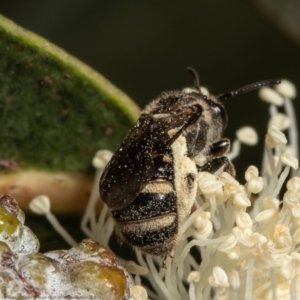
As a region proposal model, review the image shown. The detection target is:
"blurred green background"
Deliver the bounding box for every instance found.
[1,0,299,180]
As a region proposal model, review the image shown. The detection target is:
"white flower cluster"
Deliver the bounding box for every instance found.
[128,79,300,300]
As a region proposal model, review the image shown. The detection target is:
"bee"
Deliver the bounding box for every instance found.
[99,68,280,261]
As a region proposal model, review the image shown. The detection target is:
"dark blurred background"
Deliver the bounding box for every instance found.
[1,0,299,180]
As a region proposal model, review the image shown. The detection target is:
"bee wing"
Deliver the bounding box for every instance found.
[99,115,155,211]
[100,106,202,211]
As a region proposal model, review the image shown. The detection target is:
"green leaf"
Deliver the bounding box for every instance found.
[0,14,140,173]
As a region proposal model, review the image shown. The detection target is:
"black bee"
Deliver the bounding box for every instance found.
[99,69,280,259]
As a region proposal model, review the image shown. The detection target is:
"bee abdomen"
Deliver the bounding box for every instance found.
[112,180,178,256]
[116,214,177,256]
[112,181,176,222]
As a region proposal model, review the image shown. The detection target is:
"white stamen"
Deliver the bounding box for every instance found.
[125,261,148,275]
[29,195,50,214]
[259,87,284,106]
[226,139,241,161]
[225,246,240,260]
[268,113,291,131]
[193,211,213,237]
[92,150,113,169]
[218,233,237,252]
[281,253,300,280]
[187,271,200,283]
[132,285,148,300]
[235,212,253,229]
[236,126,258,146]
[262,197,280,209]
[245,259,254,300]
[198,172,223,195]
[233,193,251,208]
[280,152,299,170]
[275,79,296,99]
[265,125,288,148]
[293,228,300,243]
[286,176,300,192]
[229,270,240,290]
[246,177,264,194]
[81,149,113,242]
[30,195,77,246]
[284,95,299,176]
[208,266,229,288]
[245,165,259,181]
[255,208,278,223]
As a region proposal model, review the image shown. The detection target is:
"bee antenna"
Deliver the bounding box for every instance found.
[187,67,203,94]
[217,79,281,101]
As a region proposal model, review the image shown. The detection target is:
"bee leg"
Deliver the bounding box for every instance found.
[117,234,125,245]
[166,105,203,147]
[160,254,174,269]
[197,157,235,177]
[161,257,167,269]
[197,138,236,176]
[208,138,231,157]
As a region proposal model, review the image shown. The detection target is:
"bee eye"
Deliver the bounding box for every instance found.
[213,105,228,130]
[219,106,228,129]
